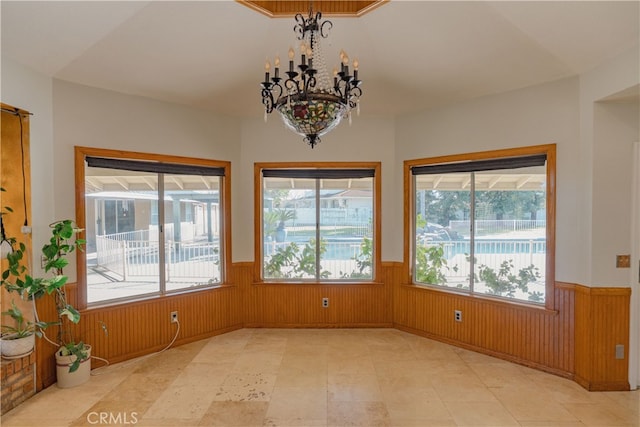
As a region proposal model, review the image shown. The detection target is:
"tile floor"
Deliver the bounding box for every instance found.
[2,328,638,426]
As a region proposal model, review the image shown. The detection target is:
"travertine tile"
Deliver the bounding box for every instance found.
[385,398,453,424]
[561,402,635,426]
[328,372,383,402]
[432,377,499,403]
[328,354,376,375]
[265,386,327,426]
[490,382,581,423]
[144,384,217,420]
[199,401,269,426]
[2,328,638,427]
[444,401,519,426]
[211,372,277,401]
[170,361,234,387]
[328,400,391,426]
[232,351,283,374]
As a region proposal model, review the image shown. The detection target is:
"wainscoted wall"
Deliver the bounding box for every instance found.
[241,262,395,328]
[393,271,630,391]
[35,281,243,390]
[574,286,631,391]
[34,262,631,391]
[0,104,32,318]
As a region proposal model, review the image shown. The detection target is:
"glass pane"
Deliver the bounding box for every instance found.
[473,166,546,303]
[319,178,374,280]
[414,173,470,290]
[263,178,317,279]
[163,175,222,291]
[85,164,160,303]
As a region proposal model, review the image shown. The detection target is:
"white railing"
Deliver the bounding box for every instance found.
[100,229,150,242]
[94,236,219,281]
[418,239,547,288]
[166,242,219,280]
[449,220,546,236]
[289,208,373,225]
[95,235,128,278]
[286,223,372,238]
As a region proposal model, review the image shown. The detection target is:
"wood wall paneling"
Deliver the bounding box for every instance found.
[30,253,635,391]
[36,283,243,390]
[394,282,577,378]
[0,105,32,317]
[573,285,631,391]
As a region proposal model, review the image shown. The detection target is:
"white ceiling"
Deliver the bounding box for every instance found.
[2,1,638,118]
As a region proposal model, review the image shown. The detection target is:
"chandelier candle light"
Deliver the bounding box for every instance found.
[260,5,362,148]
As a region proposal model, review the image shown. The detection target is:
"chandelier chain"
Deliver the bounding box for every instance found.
[260,4,362,148]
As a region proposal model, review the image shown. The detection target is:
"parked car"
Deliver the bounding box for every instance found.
[417,223,462,243]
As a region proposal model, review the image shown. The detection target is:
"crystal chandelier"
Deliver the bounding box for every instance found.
[260,5,362,148]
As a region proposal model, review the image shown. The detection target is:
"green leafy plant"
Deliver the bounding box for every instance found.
[1,300,51,338]
[1,213,99,373]
[415,244,456,285]
[264,238,329,279]
[264,209,297,242]
[477,260,541,299]
[341,237,373,279]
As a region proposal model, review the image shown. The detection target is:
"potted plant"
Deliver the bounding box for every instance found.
[1,213,93,388]
[0,300,49,358]
[274,209,296,242]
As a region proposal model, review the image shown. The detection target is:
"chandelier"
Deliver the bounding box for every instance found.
[260,5,362,148]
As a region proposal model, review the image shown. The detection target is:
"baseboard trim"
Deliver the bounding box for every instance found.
[574,374,631,391]
[244,322,394,329]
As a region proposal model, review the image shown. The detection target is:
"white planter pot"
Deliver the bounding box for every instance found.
[0,333,35,359]
[55,345,91,388]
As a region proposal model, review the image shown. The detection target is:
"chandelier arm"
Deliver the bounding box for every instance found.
[347,86,363,109]
[271,82,283,104]
[319,19,332,38]
[284,78,302,96]
[261,87,275,113]
[334,79,349,102]
[304,73,317,94]
[293,13,306,40]
[305,77,316,95]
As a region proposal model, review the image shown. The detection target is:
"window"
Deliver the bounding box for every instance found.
[75,147,230,306]
[407,145,555,306]
[256,163,381,282]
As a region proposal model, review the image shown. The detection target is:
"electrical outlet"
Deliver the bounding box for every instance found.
[454,310,462,322]
[322,297,329,308]
[170,311,178,323]
[20,226,32,234]
[615,344,624,359]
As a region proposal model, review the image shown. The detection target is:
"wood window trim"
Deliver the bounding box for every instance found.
[74,146,232,309]
[254,161,382,284]
[403,144,556,310]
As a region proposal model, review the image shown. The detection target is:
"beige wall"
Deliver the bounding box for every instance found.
[50,80,242,279]
[592,102,639,286]
[395,76,581,282]
[239,115,396,261]
[1,48,638,284]
[579,46,640,288]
